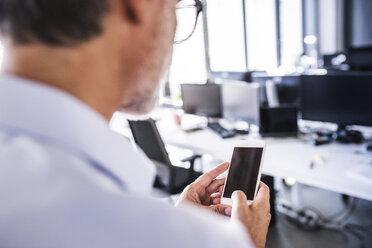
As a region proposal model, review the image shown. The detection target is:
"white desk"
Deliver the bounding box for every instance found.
[111,111,372,202]
[156,117,372,202]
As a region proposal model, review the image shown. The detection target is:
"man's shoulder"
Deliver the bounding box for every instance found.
[1,185,251,248]
[0,130,80,165]
[0,130,123,195]
[0,131,252,248]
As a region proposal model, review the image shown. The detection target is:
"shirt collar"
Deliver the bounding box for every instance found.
[0,74,155,194]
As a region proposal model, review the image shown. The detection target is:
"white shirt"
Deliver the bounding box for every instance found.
[0,74,253,248]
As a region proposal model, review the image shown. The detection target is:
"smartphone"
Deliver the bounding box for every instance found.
[221,140,266,205]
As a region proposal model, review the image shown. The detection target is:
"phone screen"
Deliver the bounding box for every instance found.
[223,147,264,200]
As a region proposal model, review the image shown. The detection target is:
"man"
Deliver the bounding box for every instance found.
[0,0,271,247]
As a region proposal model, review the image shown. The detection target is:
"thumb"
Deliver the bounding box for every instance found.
[231,191,248,219]
[232,190,247,207]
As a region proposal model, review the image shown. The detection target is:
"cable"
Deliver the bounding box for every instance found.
[345,222,372,232]
[276,195,357,226]
[276,198,371,248]
[337,198,358,225]
[303,197,358,225]
[343,226,366,248]
[327,197,357,221]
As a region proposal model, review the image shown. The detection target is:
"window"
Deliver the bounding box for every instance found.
[169,15,207,96]
[169,0,247,96]
[318,0,344,55]
[206,0,247,72]
[168,0,306,93]
[245,0,278,71]
[280,0,303,68]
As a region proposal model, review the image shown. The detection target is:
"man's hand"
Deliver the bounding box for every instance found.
[231,183,271,248]
[176,163,271,248]
[175,162,232,216]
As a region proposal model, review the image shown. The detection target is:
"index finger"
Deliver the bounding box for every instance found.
[195,162,229,187]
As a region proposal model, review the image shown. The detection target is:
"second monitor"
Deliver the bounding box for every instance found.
[301,74,372,128]
[181,84,223,118]
[181,82,261,125]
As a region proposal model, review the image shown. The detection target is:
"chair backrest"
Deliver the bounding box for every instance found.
[128,119,172,166]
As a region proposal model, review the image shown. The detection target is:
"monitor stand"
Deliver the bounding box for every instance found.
[335,125,364,144]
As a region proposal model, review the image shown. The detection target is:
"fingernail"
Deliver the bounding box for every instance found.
[225,207,232,216]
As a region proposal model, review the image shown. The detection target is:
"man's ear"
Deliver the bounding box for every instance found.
[119,0,152,24]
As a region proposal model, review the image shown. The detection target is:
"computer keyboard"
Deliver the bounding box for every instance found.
[207,122,236,139]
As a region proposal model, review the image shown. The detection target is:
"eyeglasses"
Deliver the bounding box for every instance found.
[174,0,203,44]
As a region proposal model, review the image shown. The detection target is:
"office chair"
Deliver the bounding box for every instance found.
[128,119,202,194]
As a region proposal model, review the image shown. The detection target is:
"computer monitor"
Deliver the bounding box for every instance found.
[300,75,372,128]
[181,84,222,118]
[221,81,260,125]
[348,47,372,71]
[251,74,301,106]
